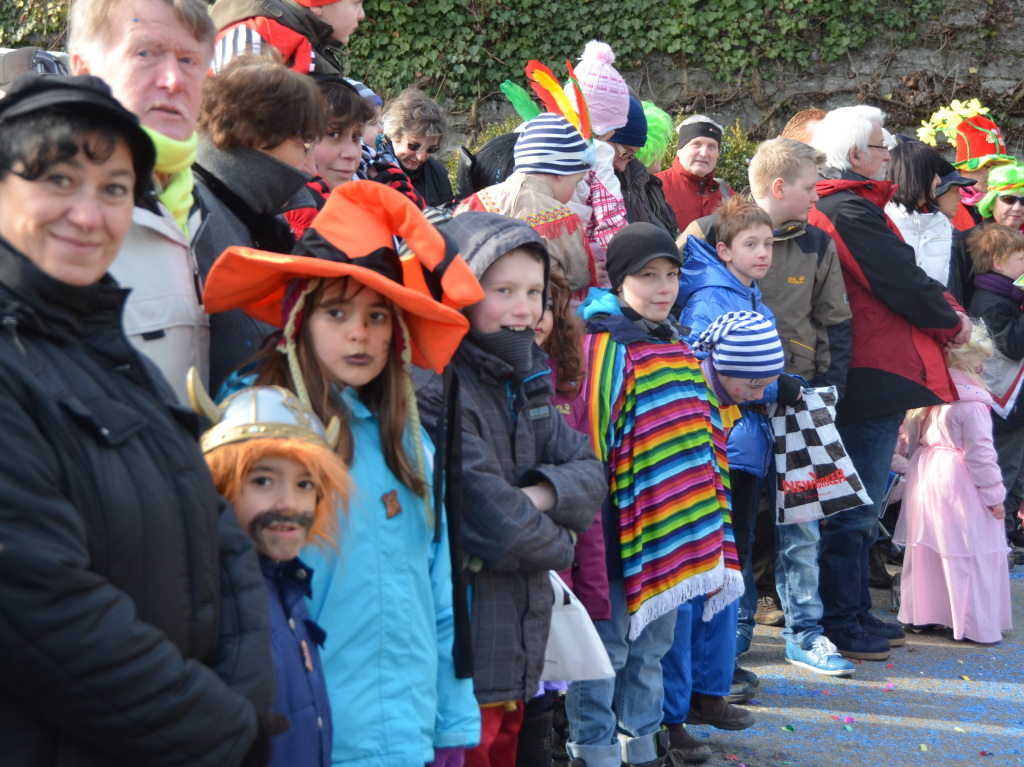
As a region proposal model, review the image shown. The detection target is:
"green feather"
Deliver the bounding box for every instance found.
[500,80,541,123]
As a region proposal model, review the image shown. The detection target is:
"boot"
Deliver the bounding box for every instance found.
[515,699,553,767]
[664,723,712,763]
[868,549,894,590]
[685,693,756,730]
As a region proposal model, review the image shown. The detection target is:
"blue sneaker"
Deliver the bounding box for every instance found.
[785,635,857,676]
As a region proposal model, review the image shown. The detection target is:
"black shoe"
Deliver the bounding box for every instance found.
[733,664,760,689]
[871,538,904,565]
[822,623,890,661]
[868,550,894,589]
[859,611,906,647]
[664,723,712,763]
[686,693,756,730]
[725,680,754,704]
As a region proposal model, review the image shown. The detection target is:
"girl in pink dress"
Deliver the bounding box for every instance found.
[895,323,1012,643]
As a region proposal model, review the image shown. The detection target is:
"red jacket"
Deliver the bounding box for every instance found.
[656,158,731,232]
[809,171,962,425]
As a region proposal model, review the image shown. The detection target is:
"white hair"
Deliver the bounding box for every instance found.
[676,114,724,134]
[810,105,885,171]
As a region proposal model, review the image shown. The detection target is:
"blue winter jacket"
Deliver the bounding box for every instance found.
[676,235,777,476]
[301,386,480,767]
[262,557,332,767]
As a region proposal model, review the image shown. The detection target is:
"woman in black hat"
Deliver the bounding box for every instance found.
[0,73,275,767]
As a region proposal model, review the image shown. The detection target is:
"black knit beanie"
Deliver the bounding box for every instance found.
[677,118,722,150]
[606,222,682,292]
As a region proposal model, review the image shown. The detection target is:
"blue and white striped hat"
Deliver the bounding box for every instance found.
[512,113,595,176]
[693,311,784,379]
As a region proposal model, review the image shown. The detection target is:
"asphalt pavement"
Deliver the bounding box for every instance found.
[685,563,1024,767]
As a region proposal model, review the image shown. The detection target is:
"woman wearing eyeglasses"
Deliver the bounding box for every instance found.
[951,162,1024,308]
[381,87,454,209]
[192,53,327,391]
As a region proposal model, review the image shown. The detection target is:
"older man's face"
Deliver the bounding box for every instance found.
[72,0,209,141]
[851,124,890,181]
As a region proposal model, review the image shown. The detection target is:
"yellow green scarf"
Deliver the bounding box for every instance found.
[142,127,198,233]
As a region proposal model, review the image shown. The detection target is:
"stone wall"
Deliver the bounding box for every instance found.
[447,1,1024,156]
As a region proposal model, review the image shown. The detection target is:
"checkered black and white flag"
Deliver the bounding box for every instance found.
[767,386,872,524]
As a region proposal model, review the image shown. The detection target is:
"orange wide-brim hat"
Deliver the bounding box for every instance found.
[203,182,481,373]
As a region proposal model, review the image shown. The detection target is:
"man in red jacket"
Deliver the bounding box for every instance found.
[656,115,733,231]
[808,105,971,662]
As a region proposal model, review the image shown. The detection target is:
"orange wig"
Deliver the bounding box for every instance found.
[204,438,349,551]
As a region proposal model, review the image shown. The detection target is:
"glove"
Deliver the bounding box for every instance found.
[429,747,466,767]
[239,713,290,767]
[775,374,804,407]
[368,160,426,210]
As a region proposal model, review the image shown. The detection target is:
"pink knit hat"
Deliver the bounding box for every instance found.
[566,41,630,136]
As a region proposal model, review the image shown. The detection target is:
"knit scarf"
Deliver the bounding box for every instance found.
[974,271,1024,305]
[618,298,678,341]
[585,331,743,639]
[143,127,198,233]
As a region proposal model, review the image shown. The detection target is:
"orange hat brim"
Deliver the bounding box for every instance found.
[203,246,470,373]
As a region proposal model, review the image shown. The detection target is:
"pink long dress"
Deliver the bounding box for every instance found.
[895,369,1012,643]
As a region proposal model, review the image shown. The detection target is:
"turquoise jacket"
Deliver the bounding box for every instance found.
[299,386,480,766]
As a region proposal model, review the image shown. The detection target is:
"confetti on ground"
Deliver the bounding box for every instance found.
[841,716,855,723]
[843,724,853,731]
[980,751,994,757]
[725,755,738,761]
[883,683,895,691]
[954,726,966,733]
[782,725,795,732]
[958,659,964,664]
[961,675,971,681]
[748,699,760,705]
[886,663,893,669]
[920,744,929,752]
[831,715,840,720]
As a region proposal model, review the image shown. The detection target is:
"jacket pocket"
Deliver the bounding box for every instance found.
[786,339,816,380]
[57,394,148,447]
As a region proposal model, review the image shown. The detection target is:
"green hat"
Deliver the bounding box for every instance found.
[976,162,1024,220]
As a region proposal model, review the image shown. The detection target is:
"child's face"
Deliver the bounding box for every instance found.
[314,121,364,190]
[311,0,365,44]
[717,224,773,286]
[465,249,545,334]
[237,454,318,562]
[535,300,554,346]
[362,105,383,147]
[307,279,393,391]
[993,249,1024,282]
[619,256,680,322]
[715,372,779,403]
[775,163,819,223]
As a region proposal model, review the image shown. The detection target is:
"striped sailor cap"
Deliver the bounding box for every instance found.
[512,113,595,176]
[693,310,784,379]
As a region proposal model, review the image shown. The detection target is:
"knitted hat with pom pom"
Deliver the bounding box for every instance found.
[565,40,630,136]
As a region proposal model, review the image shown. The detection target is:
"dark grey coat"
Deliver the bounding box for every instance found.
[416,342,605,703]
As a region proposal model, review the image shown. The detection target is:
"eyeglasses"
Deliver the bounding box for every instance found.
[292,134,317,158]
[405,140,440,155]
[866,144,890,152]
[998,194,1024,206]
[612,143,637,162]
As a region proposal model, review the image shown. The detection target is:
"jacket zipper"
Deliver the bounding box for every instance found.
[3,315,25,355]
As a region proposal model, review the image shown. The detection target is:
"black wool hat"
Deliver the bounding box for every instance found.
[606,222,682,292]
[0,73,155,200]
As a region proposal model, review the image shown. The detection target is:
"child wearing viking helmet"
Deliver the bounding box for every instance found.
[193,380,350,767]
[201,182,482,767]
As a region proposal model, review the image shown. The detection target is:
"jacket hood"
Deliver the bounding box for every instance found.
[579,286,622,321]
[816,168,897,208]
[773,220,807,241]
[951,368,992,406]
[443,210,550,300]
[676,234,761,312]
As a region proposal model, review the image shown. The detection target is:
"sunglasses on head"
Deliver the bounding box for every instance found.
[998,194,1024,206]
[405,140,440,154]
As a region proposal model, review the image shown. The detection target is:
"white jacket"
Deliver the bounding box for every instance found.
[109,202,210,403]
[885,203,954,287]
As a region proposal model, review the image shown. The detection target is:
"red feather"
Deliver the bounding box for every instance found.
[524,60,564,115]
[565,59,591,140]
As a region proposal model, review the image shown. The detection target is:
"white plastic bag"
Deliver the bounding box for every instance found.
[541,571,615,681]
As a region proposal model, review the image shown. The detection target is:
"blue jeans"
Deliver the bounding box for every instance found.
[775,519,825,648]
[662,595,738,724]
[731,471,760,656]
[819,413,902,629]
[566,579,678,767]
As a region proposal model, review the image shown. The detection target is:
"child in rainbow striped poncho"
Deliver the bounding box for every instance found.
[564,222,743,767]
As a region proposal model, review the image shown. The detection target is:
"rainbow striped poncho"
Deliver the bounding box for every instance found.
[585,327,743,639]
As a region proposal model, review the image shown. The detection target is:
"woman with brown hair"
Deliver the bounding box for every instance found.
[381,86,454,208]
[192,52,328,390]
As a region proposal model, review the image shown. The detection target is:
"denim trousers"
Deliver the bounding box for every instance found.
[775,519,826,648]
[819,412,902,629]
[662,595,738,725]
[566,579,678,767]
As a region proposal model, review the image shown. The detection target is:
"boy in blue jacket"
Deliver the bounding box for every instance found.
[199,383,350,767]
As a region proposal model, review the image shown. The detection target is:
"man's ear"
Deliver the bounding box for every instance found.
[309,5,324,17]
[770,176,786,201]
[70,52,90,75]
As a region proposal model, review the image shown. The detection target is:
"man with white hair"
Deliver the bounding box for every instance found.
[69,0,212,403]
[657,114,733,230]
[808,105,971,661]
